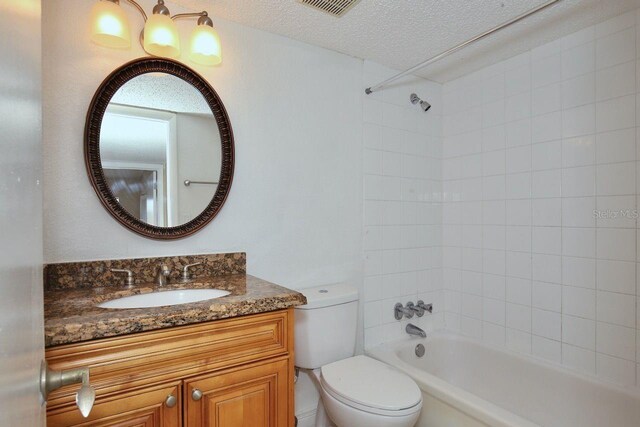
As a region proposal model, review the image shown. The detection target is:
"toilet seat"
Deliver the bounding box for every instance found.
[320,355,422,417]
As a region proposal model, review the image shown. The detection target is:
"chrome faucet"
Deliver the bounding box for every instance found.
[110,268,134,288]
[155,264,170,286]
[406,323,427,338]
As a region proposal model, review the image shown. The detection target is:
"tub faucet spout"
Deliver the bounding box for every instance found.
[406,323,426,338]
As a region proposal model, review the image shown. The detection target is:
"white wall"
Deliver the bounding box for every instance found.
[0,0,44,424]
[361,61,444,349]
[442,9,640,389]
[42,0,363,296]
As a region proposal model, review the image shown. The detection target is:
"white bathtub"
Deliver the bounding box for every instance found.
[367,332,640,427]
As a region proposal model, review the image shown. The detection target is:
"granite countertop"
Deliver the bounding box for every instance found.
[44,274,307,347]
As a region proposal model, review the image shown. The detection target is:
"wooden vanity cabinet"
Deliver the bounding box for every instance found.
[45,309,295,427]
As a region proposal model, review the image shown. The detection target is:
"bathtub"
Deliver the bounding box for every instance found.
[367,331,640,427]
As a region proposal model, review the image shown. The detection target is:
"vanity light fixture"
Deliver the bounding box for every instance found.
[89,0,222,65]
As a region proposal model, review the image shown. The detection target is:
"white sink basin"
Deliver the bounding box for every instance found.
[97,289,231,309]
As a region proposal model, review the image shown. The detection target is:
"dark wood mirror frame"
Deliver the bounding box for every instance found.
[85,57,234,240]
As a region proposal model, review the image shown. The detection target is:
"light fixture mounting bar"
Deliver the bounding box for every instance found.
[122,0,148,21]
[172,11,208,21]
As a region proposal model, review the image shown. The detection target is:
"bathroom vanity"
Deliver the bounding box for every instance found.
[43,253,306,427]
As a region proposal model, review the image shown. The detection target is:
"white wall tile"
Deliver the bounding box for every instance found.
[505,65,531,96]
[562,73,595,109]
[532,54,562,88]
[533,336,562,363]
[562,166,596,197]
[563,344,596,374]
[562,197,596,227]
[532,308,561,340]
[532,226,561,254]
[532,140,562,170]
[563,315,596,349]
[506,277,532,306]
[596,322,636,360]
[507,328,532,354]
[563,286,596,319]
[533,281,562,312]
[562,135,595,168]
[532,83,561,116]
[596,259,636,294]
[595,95,636,133]
[597,228,636,261]
[532,170,561,198]
[596,162,636,195]
[533,111,562,142]
[595,61,636,101]
[506,303,532,332]
[532,254,561,284]
[506,226,531,252]
[562,227,596,258]
[562,42,595,79]
[596,28,636,69]
[597,290,636,327]
[563,256,596,289]
[596,128,636,164]
[532,198,561,226]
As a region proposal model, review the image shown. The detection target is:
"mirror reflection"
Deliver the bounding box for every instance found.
[100,73,221,227]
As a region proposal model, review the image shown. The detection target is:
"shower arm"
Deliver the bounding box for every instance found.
[364,0,562,95]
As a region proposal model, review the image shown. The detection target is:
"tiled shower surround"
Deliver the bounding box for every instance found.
[441,10,640,388]
[362,61,444,349]
[364,9,640,389]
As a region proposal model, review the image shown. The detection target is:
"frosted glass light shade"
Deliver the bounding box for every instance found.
[90,0,131,49]
[144,14,180,58]
[189,24,222,66]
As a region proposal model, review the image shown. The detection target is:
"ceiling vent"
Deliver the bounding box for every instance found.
[297,0,362,17]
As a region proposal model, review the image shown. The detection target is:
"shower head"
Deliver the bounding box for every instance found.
[410,93,431,112]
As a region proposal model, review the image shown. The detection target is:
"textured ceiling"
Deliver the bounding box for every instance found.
[170,0,640,82]
[112,73,212,114]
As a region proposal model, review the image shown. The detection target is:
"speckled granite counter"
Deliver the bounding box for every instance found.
[44,274,307,347]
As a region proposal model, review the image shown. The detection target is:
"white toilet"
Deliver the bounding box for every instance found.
[295,283,422,427]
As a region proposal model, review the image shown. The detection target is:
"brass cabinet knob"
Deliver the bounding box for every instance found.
[165,394,177,408]
[191,388,203,401]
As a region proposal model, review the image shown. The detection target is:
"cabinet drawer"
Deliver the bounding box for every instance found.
[47,381,181,427]
[46,309,291,408]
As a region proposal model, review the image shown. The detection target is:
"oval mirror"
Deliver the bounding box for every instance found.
[85,58,234,239]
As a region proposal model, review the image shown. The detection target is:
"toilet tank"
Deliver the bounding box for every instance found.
[294,283,359,369]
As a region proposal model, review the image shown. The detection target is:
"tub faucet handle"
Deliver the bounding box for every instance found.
[394,302,415,320]
[416,300,433,314]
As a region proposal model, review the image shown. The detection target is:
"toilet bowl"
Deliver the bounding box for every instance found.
[295,284,423,427]
[318,355,422,427]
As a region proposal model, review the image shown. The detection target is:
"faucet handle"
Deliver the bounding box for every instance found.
[181,262,202,282]
[416,300,433,314]
[110,269,134,288]
[394,302,415,320]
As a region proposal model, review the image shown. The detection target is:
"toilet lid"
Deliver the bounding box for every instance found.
[321,355,422,412]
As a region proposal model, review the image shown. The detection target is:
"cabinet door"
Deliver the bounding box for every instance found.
[185,358,290,427]
[47,382,181,427]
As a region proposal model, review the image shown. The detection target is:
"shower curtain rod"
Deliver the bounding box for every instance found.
[364,0,563,95]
